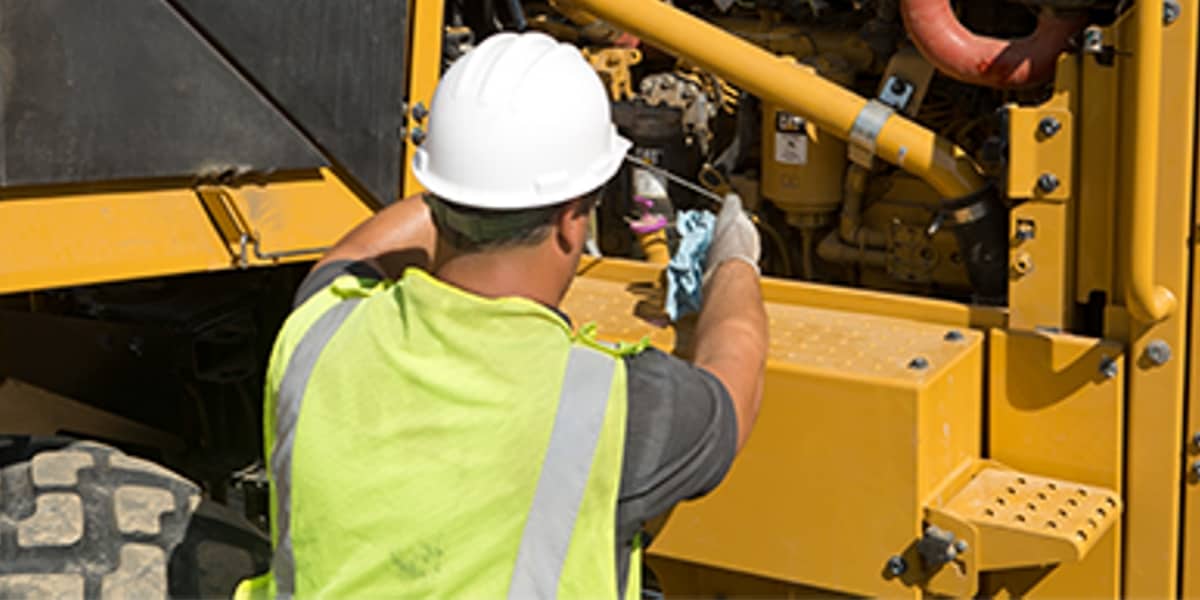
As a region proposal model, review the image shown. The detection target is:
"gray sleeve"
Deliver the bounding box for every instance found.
[616,348,738,549]
[292,260,383,308]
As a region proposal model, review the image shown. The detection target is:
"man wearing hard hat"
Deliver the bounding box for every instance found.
[241,32,767,598]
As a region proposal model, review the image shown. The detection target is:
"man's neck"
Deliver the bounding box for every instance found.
[435,248,565,309]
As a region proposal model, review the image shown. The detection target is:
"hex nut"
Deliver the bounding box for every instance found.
[1038,173,1060,193]
[1100,357,1119,379]
[1038,117,1061,137]
[886,555,907,576]
[411,126,426,145]
[1164,0,1182,24]
[412,102,428,121]
[1146,339,1172,366]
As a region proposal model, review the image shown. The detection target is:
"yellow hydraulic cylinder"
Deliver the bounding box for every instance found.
[1126,0,1177,322]
[558,0,985,199]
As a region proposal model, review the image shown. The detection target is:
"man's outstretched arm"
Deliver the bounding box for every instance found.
[692,195,769,451]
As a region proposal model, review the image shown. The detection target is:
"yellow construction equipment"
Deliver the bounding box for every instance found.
[0,0,1198,596]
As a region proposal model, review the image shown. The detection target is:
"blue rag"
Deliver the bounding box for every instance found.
[665,209,716,321]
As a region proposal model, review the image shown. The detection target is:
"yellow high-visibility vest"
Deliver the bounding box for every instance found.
[236,268,640,598]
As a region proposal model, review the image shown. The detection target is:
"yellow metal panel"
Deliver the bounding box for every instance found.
[985,329,1124,597]
[0,169,371,294]
[647,556,851,598]
[0,188,231,294]
[1118,0,1197,594]
[576,257,1008,330]
[1181,2,1200,596]
[563,265,983,597]
[401,0,445,196]
[1008,202,1072,331]
[1074,33,1119,305]
[1006,104,1073,202]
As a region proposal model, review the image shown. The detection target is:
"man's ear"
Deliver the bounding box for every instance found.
[554,198,589,254]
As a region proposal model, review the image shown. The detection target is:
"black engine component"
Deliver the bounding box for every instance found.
[940,185,1009,304]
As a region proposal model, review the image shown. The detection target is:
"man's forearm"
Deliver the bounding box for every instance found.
[312,194,438,278]
[693,261,768,450]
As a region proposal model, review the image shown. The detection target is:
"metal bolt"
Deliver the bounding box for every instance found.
[411,126,426,145]
[1146,339,1172,366]
[908,357,929,370]
[1164,0,1182,24]
[1082,27,1104,54]
[1192,431,1200,451]
[1191,460,1200,479]
[886,555,908,576]
[1038,173,1060,193]
[890,78,908,95]
[1100,357,1119,379]
[1038,116,1061,138]
[412,102,428,121]
[1015,220,1036,241]
[954,539,969,554]
[1012,252,1034,276]
[944,330,965,342]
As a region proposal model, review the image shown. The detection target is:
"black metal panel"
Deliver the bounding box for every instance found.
[175,0,409,203]
[0,0,326,186]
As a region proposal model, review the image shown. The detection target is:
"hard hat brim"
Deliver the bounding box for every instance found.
[412,130,632,210]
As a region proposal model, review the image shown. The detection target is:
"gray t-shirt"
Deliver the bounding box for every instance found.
[295,262,737,590]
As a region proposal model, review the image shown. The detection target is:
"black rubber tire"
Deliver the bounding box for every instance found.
[0,438,269,599]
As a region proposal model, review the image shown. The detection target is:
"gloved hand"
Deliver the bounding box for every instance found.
[703,193,761,282]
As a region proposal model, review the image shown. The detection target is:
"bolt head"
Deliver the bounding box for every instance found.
[1164,0,1182,24]
[1100,357,1119,379]
[908,357,929,370]
[1038,117,1061,137]
[944,330,965,342]
[954,539,969,553]
[412,102,428,121]
[411,126,426,145]
[1192,431,1200,450]
[1038,173,1060,193]
[886,555,907,576]
[890,78,908,95]
[1191,460,1200,479]
[1146,339,1172,366]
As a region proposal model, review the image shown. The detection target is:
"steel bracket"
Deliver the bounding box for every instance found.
[196,185,329,268]
[848,100,894,168]
[1006,104,1073,201]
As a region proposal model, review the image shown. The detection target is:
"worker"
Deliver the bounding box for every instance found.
[238,32,768,598]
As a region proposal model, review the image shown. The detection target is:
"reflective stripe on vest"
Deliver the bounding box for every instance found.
[508,345,615,599]
[271,298,362,597]
[270,296,618,597]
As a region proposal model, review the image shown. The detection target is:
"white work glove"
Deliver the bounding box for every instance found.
[703,193,761,282]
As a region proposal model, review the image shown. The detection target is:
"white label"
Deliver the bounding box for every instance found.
[774,131,808,165]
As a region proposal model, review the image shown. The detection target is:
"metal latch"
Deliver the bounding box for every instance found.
[196,185,329,268]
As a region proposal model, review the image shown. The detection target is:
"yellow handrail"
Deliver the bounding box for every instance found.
[1126,0,1177,322]
[557,0,986,199]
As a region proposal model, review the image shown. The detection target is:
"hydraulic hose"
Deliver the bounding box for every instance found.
[557,0,986,199]
[900,0,1086,89]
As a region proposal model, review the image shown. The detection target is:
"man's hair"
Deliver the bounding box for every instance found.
[425,188,603,254]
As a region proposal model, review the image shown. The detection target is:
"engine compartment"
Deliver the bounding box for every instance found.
[447,0,1116,305]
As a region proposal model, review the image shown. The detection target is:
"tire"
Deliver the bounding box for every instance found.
[0,438,270,599]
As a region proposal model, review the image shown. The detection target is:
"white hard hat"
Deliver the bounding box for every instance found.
[412,32,632,210]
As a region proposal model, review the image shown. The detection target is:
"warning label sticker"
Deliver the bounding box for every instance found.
[774,131,808,165]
